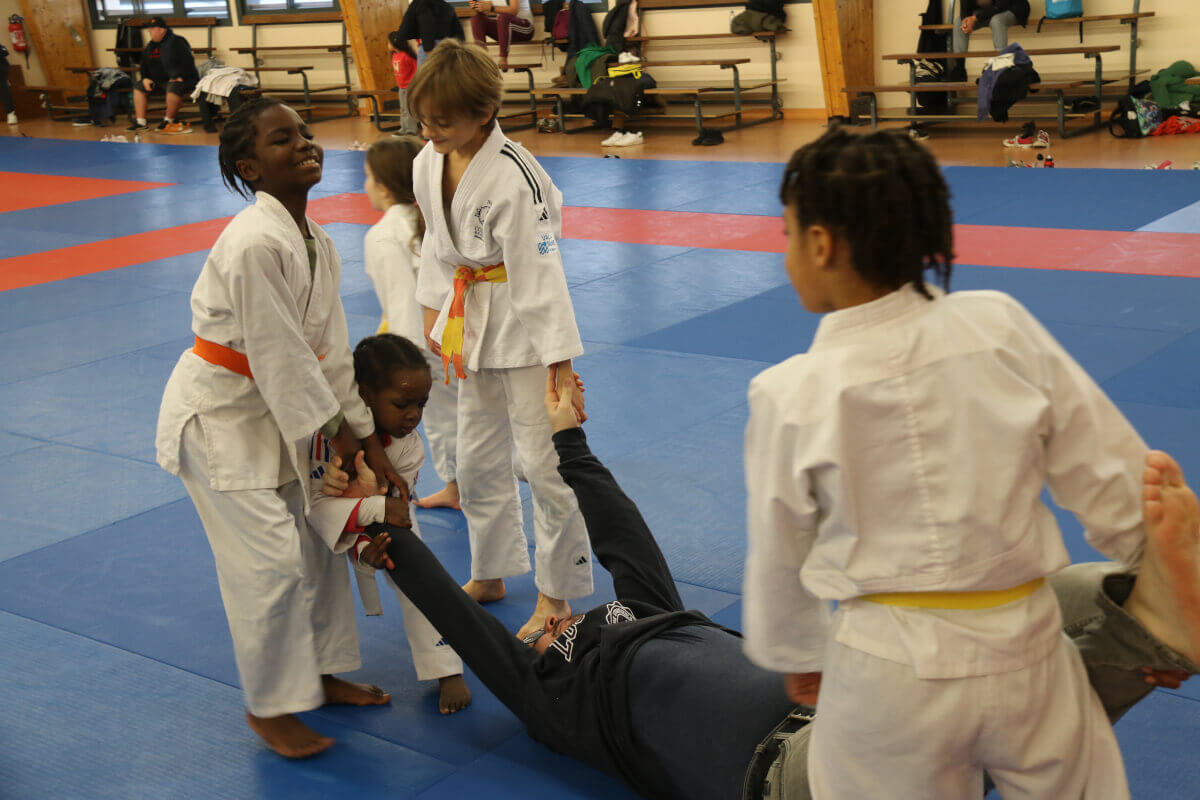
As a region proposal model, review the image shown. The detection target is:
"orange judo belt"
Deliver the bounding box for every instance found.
[861,577,1045,610]
[440,262,507,382]
[193,336,323,380]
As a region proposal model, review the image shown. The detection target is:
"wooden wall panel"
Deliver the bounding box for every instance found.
[812,0,873,118]
[17,0,95,89]
[341,0,404,100]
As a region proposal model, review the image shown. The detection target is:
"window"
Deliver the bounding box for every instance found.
[240,0,340,13]
[91,0,231,26]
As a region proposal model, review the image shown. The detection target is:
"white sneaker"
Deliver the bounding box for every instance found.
[5,112,17,125]
[618,52,641,64]
[616,131,643,146]
[601,129,626,146]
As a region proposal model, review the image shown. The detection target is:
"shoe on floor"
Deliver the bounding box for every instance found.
[908,122,929,141]
[1004,121,1050,148]
[161,121,193,135]
[601,129,626,146]
[614,131,643,146]
[155,118,172,131]
[691,127,724,146]
[72,117,93,127]
[125,121,149,132]
[618,51,641,64]
[5,112,16,125]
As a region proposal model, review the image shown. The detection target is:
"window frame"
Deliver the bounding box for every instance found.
[89,0,235,29]
[235,0,341,18]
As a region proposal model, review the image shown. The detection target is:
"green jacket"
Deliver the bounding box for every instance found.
[1150,60,1200,109]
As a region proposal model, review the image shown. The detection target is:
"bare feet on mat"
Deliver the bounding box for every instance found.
[463,577,506,603]
[517,593,571,642]
[246,712,334,759]
[438,674,472,714]
[1126,451,1200,665]
[321,675,391,706]
[416,481,461,510]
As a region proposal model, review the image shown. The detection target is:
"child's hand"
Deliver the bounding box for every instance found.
[784,672,822,706]
[384,496,412,528]
[359,531,394,570]
[545,366,582,432]
[326,452,388,499]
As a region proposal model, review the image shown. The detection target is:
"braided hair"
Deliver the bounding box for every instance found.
[779,127,954,299]
[218,96,285,199]
[354,333,430,393]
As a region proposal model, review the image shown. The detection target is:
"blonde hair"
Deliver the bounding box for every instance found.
[365,136,426,254]
[406,38,503,126]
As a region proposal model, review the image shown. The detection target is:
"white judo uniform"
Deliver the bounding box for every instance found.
[307,430,463,681]
[743,286,1142,800]
[413,123,592,600]
[156,191,374,718]
[365,203,457,486]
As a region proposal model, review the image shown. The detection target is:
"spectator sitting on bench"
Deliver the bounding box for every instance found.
[126,16,200,135]
[468,0,534,69]
[947,0,1030,79]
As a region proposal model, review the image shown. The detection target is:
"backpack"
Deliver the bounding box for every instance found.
[1108,94,1162,138]
[1044,0,1083,20]
[553,8,569,41]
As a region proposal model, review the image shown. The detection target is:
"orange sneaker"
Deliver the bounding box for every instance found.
[161,121,193,135]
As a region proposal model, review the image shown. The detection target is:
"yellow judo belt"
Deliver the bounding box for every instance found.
[861,577,1045,610]
[441,263,507,382]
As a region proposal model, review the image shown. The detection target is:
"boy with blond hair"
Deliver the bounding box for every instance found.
[408,39,592,639]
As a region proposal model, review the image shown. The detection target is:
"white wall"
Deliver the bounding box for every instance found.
[77,0,1191,114]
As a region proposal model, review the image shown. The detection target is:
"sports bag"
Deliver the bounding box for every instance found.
[1045,0,1083,20]
[1108,94,1162,138]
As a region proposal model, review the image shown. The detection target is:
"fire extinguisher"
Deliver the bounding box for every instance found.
[9,14,28,67]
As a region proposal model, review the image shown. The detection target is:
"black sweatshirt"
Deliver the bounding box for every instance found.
[380,428,724,800]
[964,0,1031,27]
[140,31,199,86]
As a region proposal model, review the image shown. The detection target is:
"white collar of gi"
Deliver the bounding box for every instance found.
[254,189,318,247]
[811,282,945,346]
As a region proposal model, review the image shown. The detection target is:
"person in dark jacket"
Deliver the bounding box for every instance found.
[0,43,15,126]
[397,0,465,63]
[346,372,1198,800]
[127,17,200,134]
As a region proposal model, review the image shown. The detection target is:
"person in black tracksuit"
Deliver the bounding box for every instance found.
[0,44,15,125]
[128,16,200,133]
[361,383,796,800]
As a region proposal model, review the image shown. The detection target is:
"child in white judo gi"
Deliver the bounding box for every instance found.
[742,128,1153,799]
[312,333,471,714]
[363,136,461,511]
[406,38,592,639]
[155,98,399,759]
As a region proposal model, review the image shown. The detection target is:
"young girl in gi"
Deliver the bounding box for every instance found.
[407,38,592,639]
[311,333,471,714]
[363,137,460,510]
[155,98,400,760]
[742,128,1149,799]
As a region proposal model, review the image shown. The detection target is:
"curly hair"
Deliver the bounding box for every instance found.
[779,127,954,298]
[217,96,286,199]
[353,333,430,393]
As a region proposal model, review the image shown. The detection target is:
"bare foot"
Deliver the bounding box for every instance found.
[245,712,334,759]
[321,675,391,706]
[462,578,506,603]
[438,674,472,714]
[516,593,571,641]
[416,481,461,510]
[1125,451,1200,664]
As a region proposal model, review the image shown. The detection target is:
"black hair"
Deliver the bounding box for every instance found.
[353,333,430,393]
[779,127,954,299]
[218,96,286,199]
[387,31,416,59]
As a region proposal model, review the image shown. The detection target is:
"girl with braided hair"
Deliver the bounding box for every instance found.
[156,98,400,759]
[743,127,1147,799]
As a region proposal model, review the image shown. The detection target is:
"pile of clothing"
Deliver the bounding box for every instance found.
[1147,61,1200,136]
[977,43,1039,123]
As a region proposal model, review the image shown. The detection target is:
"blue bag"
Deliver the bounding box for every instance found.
[1045,0,1083,20]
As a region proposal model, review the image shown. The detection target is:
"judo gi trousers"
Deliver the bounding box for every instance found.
[422,348,457,486]
[178,418,361,717]
[455,364,593,600]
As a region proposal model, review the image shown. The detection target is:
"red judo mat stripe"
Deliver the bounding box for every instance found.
[0,171,174,214]
[1,193,1199,291]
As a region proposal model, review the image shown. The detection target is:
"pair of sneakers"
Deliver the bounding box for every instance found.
[1004,122,1050,148]
[125,119,193,135]
[601,129,643,147]
[5,112,17,125]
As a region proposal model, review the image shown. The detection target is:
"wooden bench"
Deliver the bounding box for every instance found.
[237,12,353,121]
[919,2,1153,92]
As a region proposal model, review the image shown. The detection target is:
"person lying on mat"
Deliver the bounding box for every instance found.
[330,373,1198,800]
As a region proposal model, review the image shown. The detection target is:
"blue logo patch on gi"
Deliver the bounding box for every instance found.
[536,231,558,256]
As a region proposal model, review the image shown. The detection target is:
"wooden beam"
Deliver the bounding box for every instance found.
[812,0,873,119]
[17,0,96,91]
[338,0,403,109]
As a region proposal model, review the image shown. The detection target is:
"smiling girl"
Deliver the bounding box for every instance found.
[156,98,398,759]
